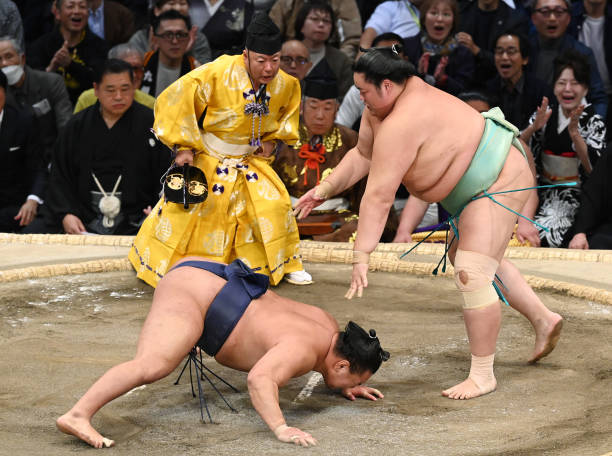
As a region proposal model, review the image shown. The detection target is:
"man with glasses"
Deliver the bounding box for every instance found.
[456,0,529,84]
[140,9,196,97]
[280,39,312,82]
[529,0,608,117]
[74,43,156,112]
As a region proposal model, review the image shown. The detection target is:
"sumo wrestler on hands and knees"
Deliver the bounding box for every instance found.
[56,257,389,449]
[295,46,562,400]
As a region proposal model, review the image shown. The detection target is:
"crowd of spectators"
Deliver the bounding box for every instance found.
[0,0,610,249]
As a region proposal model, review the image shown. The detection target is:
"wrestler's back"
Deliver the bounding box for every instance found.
[380,77,486,203]
[215,291,337,373]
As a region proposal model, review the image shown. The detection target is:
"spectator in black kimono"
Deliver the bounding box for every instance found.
[520,50,607,247]
[568,149,612,249]
[27,0,109,105]
[127,0,212,66]
[140,10,197,97]
[0,71,47,233]
[43,59,171,235]
[484,31,554,130]
[403,0,474,96]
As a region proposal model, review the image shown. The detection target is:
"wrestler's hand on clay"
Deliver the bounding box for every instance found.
[293,187,325,219]
[342,385,384,401]
[516,217,540,247]
[345,263,368,299]
[274,424,317,447]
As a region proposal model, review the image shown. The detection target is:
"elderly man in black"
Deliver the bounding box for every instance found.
[43,59,171,235]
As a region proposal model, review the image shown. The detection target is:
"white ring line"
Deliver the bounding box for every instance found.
[293,372,322,402]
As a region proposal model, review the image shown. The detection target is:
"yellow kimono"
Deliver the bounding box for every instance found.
[129,54,303,287]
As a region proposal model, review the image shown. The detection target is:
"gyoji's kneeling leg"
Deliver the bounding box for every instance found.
[443,249,500,399]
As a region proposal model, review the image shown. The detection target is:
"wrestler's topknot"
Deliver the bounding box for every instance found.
[353,47,416,87]
[336,321,390,374]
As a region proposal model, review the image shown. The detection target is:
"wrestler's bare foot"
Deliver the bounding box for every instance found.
[528,312,563,364]
[441,376,497,400]
[57,412,114,449]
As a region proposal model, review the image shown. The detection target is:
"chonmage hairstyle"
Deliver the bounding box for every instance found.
[353,46,416,87]
[334,321,390,374]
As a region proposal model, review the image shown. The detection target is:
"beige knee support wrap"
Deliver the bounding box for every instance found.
[454,249,499,309]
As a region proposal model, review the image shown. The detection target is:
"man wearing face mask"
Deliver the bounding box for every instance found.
[0,36,72,164]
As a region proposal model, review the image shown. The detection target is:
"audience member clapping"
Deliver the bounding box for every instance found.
[528,0,608,117]
[520,50,607,247]
[403,0,474,95]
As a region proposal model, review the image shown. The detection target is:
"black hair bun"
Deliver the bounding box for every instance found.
[369,329,377,338]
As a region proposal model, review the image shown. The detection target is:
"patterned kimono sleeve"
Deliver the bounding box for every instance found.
[579,112,607,169]
[261,78,301,146]
[152,71,210,152]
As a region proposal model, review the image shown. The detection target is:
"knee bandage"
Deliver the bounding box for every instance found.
[454,249,499,309]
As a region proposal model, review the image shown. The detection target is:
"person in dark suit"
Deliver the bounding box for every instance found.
[456,0,529,85]
[0,71,46,232]
[87,0,136,47]
[0,36,73,164]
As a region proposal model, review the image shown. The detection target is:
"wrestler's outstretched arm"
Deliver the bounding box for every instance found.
[247,345,318,447]
[347,117,416,299]
[294,113,375,219]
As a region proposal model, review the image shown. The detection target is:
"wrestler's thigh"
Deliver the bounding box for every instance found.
[457,147,532,261]
[134,289,203,365]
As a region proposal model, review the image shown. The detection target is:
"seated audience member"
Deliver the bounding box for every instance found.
[280,39,312,82]
[484,31,554,130]
[528,0,607,118]
[270,0,362,60]
[403,0,474,96]
[520,50,607,247]
[74,43,155,112]
[273,67,359,241]
[191,0,254,58]
[0,36,72,163]
[43,59,171,235]
[295,1,354,99]
[140,10,197,97]
[456,0,528,84]
[358,0,422,55]
[128,0,211,66]
[27,0,109,105]
[0,0,24,51]
[336,32,407,131]
[568,0,612,131]
[0,71,46,233]
[87,0,136,47]
[568,150,612,249]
